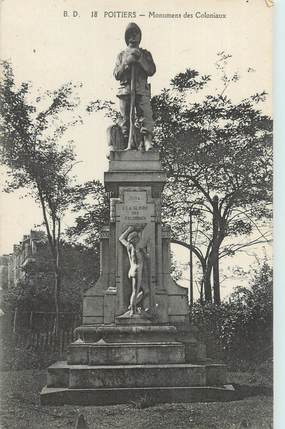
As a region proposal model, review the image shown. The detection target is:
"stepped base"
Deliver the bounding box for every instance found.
[41,322,229,405]
[46,361,227,389]
[68,341,185,365]
[40,385,236,406]
[74,324,178,343]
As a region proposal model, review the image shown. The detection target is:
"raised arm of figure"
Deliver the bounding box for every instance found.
[119,226,134,247]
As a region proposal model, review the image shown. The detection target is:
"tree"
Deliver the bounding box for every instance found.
[152,53,273,303]
[79,53,273,304]
[0,61,81,340]
[66,180,109,249]
[2,240,100,317]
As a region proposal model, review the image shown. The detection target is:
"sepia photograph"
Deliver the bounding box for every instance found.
[0,0,274,428]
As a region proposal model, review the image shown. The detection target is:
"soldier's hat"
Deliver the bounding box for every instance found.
[125,22,142,44]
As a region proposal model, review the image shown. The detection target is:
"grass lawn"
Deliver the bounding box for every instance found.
[0,369,272,429]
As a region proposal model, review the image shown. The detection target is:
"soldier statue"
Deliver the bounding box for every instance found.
[113,23,156,151]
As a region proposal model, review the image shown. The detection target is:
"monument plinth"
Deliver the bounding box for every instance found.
[40,150,233,405]
[66,150,190,368]
[40,23,233,406]
[82,151,187,327]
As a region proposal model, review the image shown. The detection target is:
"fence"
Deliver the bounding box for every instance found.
[1,310,82,353]
[21,328,76,353]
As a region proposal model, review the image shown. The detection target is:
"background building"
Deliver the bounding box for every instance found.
[0,230,46,291]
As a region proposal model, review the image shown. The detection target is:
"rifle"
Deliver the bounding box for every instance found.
[127,64,136,150]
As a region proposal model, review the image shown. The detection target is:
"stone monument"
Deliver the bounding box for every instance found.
[40,23,234,405]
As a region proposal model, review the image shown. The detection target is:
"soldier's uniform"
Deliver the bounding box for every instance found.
[113,23,156,145]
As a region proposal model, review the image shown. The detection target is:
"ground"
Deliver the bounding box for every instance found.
[0,370,272,429]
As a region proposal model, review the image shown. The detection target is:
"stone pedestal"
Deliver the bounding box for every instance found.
[40,151,233,405]
[83,151,188,326]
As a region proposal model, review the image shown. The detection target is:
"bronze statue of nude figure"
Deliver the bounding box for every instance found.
[119,225,148,316]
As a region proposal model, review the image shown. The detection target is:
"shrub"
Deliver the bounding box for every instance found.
[190,259,273,365]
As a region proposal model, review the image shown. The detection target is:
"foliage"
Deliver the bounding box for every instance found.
[0,60,82,338]
[151,52,272,302]
[86,53,273,303]
[0,336,60,370]
[169,251,183,282]
[60,243,100,311]
[0,61,80,201]
[66,180,109,249]
[190,259,273,364]
[87,99,120,123]
[1,242,99,313]
[170,68,211,92]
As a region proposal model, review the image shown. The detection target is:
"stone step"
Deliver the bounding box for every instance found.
[67,341,185,365]
[40,385,236,406]
[74,324,178,343]
[47,361,227,389]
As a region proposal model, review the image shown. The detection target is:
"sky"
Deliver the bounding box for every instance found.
[0,0,273,298]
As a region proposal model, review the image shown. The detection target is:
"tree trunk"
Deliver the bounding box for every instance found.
[199,281,204,304]
[53,268,61,340]
[170,238,208,304]
[203,262,212,303]
[212,245,220,304]
[53,219,62,351]
[212,196,221,304]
